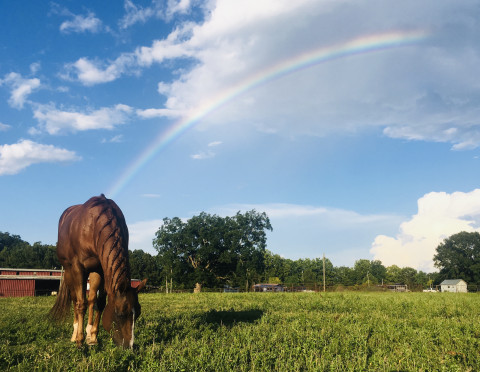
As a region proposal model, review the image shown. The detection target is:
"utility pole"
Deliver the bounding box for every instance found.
[323,253,326,292]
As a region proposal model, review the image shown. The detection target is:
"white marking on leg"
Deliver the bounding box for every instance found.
[86,324,92,338]
[129,309,135,349]
[71,322,78,342]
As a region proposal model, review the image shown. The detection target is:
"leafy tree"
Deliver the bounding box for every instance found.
[153,211,272,291]
[351,259,387,285]
[334,266,355,286]
[229,211,272,289]
[399,267,417,287]
[0,232,60,269]
[413,271,431,289]
[264,250,285,282]
[386,265,402,283]
[370,260,387,283]
[129,249,163,286]
[434,231,480,285]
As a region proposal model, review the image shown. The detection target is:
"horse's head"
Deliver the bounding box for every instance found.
[103,279,147,348]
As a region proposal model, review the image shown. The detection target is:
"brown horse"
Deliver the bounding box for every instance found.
[50,194,147,348]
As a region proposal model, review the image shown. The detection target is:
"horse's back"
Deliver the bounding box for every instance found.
[57,195,127,269]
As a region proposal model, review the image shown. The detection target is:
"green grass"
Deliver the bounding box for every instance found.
[1,292,480,371]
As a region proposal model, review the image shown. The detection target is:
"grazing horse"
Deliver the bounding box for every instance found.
[50,194,147,348]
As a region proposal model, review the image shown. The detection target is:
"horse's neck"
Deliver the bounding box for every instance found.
[105,274,131,296]
[101,246,131,295]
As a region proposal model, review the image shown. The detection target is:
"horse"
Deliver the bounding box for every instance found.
[49,194,147,348]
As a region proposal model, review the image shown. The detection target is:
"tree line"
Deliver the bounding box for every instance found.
[0,232,59,269]
[2,213,478,291]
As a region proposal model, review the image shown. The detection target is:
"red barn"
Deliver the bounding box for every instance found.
[1,268,144,297]
[0,268,62,297]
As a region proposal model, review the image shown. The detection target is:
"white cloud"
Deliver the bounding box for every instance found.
[126,203,404,266]
[191,140,222,159]
[128,219,164,253]
[63,20,194,85]
[136,108,181,119]
[0,122,11,131]
[166,0,191,18]
[60,11,102,33]
[371,189,480,272]
[191,150,215,160]
[102,135,124,143]
[32,104,133,135]
[208,141,222,147]
[119,0,193,29]
[30,62,41,74]
[119,0,156,29]
[1,72,41,109]
[211,203,403,266]
[0,140,80,175]
[214,203,396,223]
[62,56,135,86]
[61,1,480,148]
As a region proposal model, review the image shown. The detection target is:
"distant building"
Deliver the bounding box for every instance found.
[440,279,468,293]
[224,285,240,293]
[253,283,284,292]
[386,284,408,292]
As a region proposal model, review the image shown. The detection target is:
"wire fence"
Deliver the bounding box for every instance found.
[3,283,478,297]
[145,282,476,294]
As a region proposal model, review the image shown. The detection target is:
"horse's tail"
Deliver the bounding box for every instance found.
[49,277,71,322]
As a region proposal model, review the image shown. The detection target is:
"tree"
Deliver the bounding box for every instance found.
[153,211,272,291]
[0,232,60,269]
[264,250,285,282]
[399,267,418,287]
[434,231,480,285]
[351,259,386,285]
[129,249,163,286]
[370,260,387,283]
[386,265,402,283]
[334,266,355,286]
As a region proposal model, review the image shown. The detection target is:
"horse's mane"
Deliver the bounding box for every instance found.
[85,194,131,294]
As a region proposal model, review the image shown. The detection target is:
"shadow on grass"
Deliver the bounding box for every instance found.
[203,309,263,328]
[138,309,264,345]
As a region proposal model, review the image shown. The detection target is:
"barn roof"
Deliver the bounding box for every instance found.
[440,279,467,285]
[0,268,62,279]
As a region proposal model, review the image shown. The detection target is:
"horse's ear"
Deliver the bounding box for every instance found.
[136,279,147,293]
[102,301,114,331]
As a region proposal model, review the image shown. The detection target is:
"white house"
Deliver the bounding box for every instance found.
[440,279,468,293]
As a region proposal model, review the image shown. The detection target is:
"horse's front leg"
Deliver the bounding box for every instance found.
[70,296,79,342]
[74,294,87,347]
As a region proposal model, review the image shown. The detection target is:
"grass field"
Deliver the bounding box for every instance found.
[1,292,480,371]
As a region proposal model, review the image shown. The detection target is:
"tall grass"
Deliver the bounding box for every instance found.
[1,292,480,371]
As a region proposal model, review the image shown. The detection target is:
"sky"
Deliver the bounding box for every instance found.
[2,0,480,272]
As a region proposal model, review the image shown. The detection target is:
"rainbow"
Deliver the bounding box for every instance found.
[107,30,429,198]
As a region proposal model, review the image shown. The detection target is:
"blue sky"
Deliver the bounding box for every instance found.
[2,0,480,272]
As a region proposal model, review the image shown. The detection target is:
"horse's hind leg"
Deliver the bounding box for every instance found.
[86,272,103,345]
[70,264,87,347]
[62,269,79,343]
